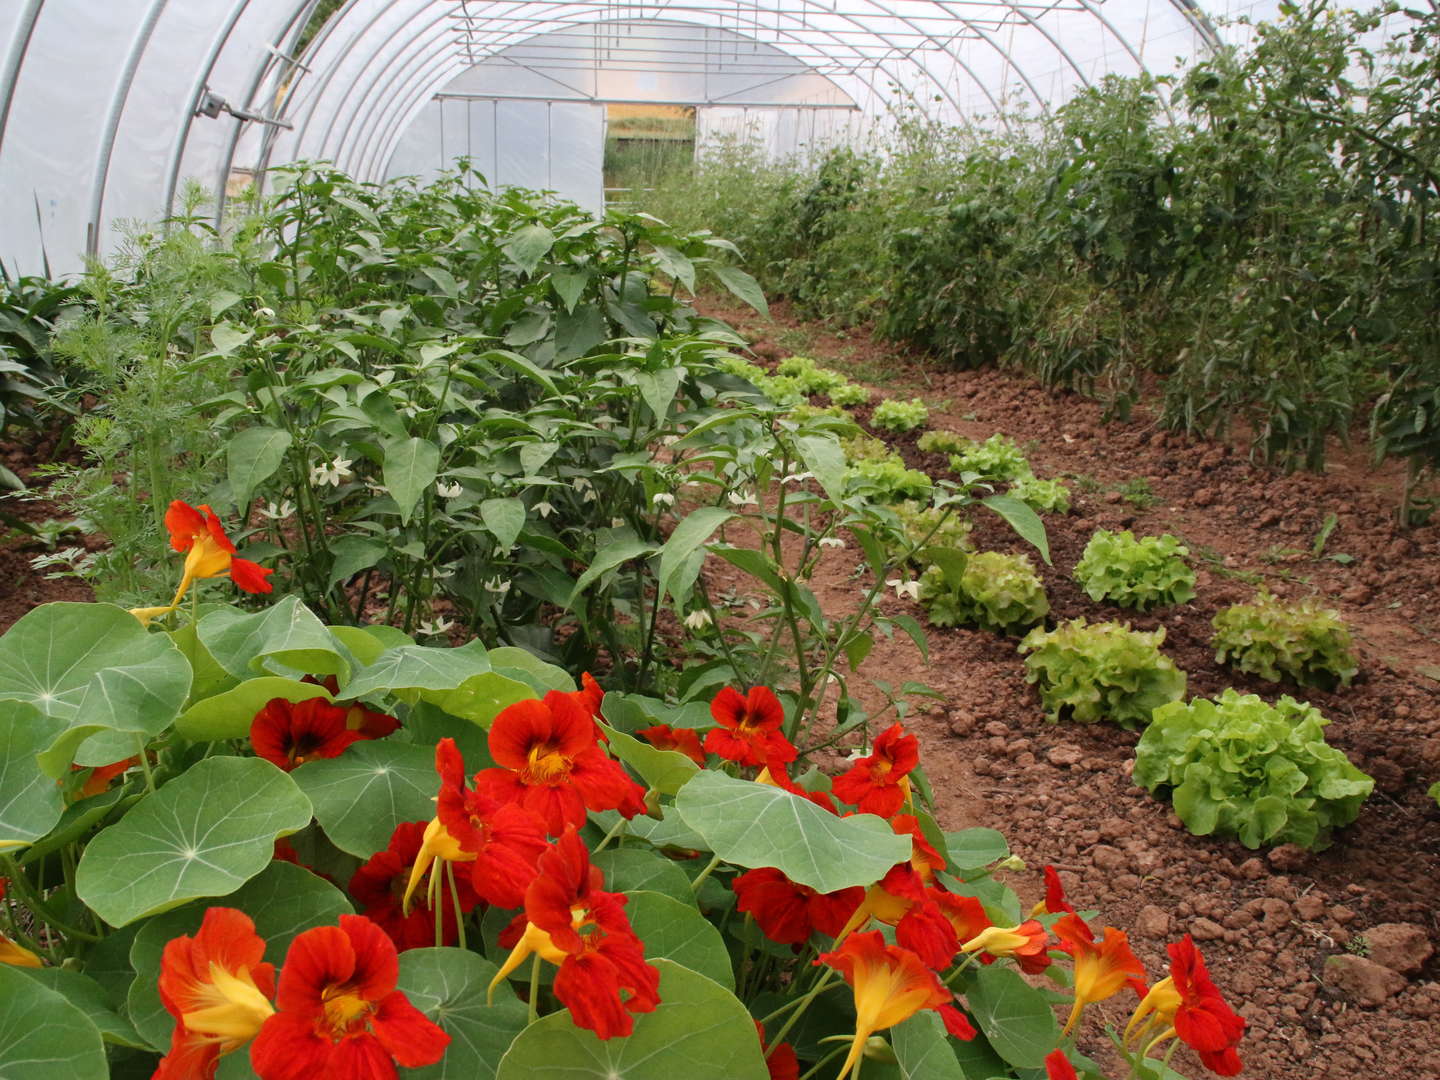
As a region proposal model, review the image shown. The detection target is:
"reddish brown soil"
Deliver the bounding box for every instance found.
[701,295,1440,1080]
[0,429,93,623]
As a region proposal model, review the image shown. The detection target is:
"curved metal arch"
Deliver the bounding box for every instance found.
[0,0,44,156]
[162,0,263,224]
[297,0,896,175]
[234,0,1226,194]
[212,0,326,225]
[86,0,169,257]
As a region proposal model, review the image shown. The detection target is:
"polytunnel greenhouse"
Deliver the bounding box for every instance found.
[4,0,1283,270]
[1,3,1438,1080]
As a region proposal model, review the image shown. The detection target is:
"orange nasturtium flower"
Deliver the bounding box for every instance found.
[474,691,645,836]
[489,829,661,1039]
[130,500,273,624]
[1053,913,1146,1035]
[249,914,449,1080]
[0,933,41,968]
[704,685,796,767]
[1125,934,1245,1076]
[818,931,975,1080]
[960,919,1053,974]
[830,723,919,816]
[301,674,400,739]
[154,907,276,1080]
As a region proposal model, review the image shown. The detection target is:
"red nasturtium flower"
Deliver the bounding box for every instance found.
[1126,935,1245,1076]
[1053,913,1147,1034]
[636,723,707,765]
[755,755,837,812]
[250,697,364,772]
[1032,864,1076,916]
[489,829,660,1039]
[704,685,796,767]
[830,723,919,816]
[818,931,975,1079]
[475,691,645,836]
[249,914,448,1080]
[130,501,273,624]
[732,866,863,945]
[301,674,400,739]
[352,821,479,952]
[406,738,549,911]
[754,1020,800,1080]
[155,907,276,1080]
[1045,1048,1080,1080]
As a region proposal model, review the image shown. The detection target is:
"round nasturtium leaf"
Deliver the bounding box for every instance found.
[0,964,108,1079]
[674,770,909,894]
[965,965,1061,1068]
[0,701,66,851]
[397,948,529,1080]
[0,601,192,775]
[493,960,769,1080]
[591,848,693,903]
[199,596,352,680]
[14,967,146,1048]
[76,757,313,927]
[125,860,354,1052]
[291,740,439,858]
[623,891,735,990]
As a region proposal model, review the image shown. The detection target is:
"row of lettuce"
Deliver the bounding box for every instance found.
[726,348,1379,853]
[636,2,1440,521]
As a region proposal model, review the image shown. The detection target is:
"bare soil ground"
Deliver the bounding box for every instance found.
[700,295,1440,1080]
[4,299,1438,1078]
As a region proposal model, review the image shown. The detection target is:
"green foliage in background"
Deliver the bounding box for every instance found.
[638,3,1440,517]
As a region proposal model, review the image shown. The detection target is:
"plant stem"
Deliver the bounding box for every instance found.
[445,860,466,951]
[689,853,723,893]
[527,953,542,1025]
[134,735,157,794]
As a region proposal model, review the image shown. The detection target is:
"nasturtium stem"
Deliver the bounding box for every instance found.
[688,853,723,893]
[797,1044,850,1080]
[761,969,839,1052]
[134,735,157,795]
[592,814,629,854]
[445,861,466,952]
[527,953,542,1025]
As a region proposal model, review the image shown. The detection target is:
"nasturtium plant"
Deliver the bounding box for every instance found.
[1134,689,1374,849]
[1073,529,1196,609]
[1008,475,1072,514]
[918,551,1049,634]
[1212,591,1358,689]
[871,397,930,433]
[948,433,1031,482]
[1019,619,1187,728]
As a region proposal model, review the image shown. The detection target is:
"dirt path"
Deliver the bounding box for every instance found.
[699,295,1440,1080]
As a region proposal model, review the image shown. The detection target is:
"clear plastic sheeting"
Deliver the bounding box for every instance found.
[388,98,606,212]
[0,0,1232,275]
